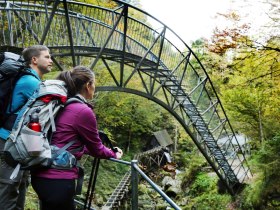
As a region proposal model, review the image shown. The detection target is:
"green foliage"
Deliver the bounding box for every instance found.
[183,192,232,210]
[94,91,175,152]
[189,173,217,195]
[43,70,60,80]
[25,188,40,210]
[83,0,117,8]
[256,133,280,178]
[222,57,279,141]
[192,28,280,147]
[180,171,232,210]
[239,132,280,209]
[180,151,206,189]
[173,139,196,168]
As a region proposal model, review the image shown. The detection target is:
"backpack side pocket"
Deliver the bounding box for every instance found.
[50,145,77,169]
[21,125,44,156]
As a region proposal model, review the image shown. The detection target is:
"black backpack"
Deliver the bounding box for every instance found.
[0,52,32,129]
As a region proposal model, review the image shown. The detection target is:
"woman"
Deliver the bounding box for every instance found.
[31,66,123,210]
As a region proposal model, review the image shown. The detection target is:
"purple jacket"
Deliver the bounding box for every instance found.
[32,101,116,179]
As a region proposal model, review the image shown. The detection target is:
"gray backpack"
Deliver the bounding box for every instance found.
[3,80,82,178]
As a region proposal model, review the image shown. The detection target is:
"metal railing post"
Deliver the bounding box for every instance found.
[131,159,138,210]
[5,2,13,46]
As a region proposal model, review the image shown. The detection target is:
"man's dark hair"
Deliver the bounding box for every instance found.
[22,45,50,66]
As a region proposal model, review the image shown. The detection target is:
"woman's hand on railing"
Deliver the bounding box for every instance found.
[114,147,123,159]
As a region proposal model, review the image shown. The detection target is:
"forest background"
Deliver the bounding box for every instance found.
[20,0,280,209]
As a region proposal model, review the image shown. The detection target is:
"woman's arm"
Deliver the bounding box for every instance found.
[75,105,118,159]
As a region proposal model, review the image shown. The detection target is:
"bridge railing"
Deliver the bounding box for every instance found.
[0,1,187,66]
[109,158,181,210]
[80,158,181,210]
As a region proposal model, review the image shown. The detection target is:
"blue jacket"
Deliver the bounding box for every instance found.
[0,68,41,140]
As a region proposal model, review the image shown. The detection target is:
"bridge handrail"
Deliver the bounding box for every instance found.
[109,158,181,210]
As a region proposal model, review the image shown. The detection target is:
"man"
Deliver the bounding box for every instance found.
[0,45,53,210]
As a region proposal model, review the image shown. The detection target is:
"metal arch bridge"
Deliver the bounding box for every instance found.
[0,0,252,194]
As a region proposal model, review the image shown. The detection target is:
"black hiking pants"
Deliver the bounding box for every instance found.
[31,176,76,210]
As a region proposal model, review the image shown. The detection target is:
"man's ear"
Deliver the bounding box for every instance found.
[31,56,37,64]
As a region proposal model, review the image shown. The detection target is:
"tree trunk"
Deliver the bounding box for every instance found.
[126,126,132,152]
[258,100,264,143]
